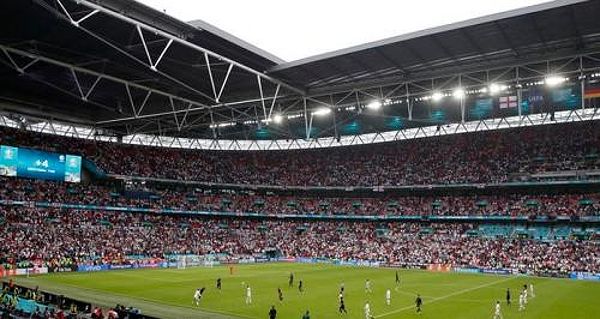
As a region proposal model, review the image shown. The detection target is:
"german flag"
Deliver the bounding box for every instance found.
[584,87,600,99]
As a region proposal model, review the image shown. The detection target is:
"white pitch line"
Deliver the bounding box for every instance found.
[375,276,515,318]
[394,289,435,299]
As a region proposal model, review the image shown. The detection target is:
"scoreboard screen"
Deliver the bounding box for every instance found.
[0,145,82,183]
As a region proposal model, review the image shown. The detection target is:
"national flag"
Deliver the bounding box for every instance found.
[499,95,518,109]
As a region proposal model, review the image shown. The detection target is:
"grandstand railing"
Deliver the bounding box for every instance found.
[2,200,598,223]
[110,172,600,191]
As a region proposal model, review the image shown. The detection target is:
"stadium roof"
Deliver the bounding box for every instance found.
[0,0,297,126]
[1,0,600,145]
[270,0,600,94]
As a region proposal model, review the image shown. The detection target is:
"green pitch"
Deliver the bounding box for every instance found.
[13,263,600,319]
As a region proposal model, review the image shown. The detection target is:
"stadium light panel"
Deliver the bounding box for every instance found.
[366,100,382,110]
[431,92,444,102]
[273,114,283,124]
[489,83,507,95]
[453,88,465,99]
[545,75,566,87]
[218,122,235,128]
[312,108,332,116]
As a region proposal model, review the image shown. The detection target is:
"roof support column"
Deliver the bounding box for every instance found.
[406,84,413,121]
[303,98,309,140]
[581,78,586,111]
[580,57,586,111]
[330,95,339,140]
[459,75,465,124]
[517,67,522,118]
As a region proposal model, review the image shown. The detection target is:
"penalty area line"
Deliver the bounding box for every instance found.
[375,276,515,318]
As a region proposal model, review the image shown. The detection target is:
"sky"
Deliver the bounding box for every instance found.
[138,0,550,62]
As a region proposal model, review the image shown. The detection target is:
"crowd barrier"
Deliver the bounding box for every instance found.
[1,199,597,222]
[569,272,600,281]
[5,256,596,282]
[0,267,48,277]
[77,262,174,272]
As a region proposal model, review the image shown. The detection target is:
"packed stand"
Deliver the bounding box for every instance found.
[2,177,599,217]
[1,121,599,187]
[1,207,599,275]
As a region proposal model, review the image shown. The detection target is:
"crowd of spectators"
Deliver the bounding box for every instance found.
[1,280,148,319]
[1,207,599,275]
[2,177,599,217]
[2,100,599,319]
[1,121,599,187]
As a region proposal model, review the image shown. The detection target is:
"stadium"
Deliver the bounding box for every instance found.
[2,0,600,318]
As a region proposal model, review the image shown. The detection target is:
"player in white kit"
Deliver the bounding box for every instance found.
[493,301,503,319]
[385,289,391,306]
[364,301,373,319]
[365,279,372,294]
[193,288,204,306]
[245,285,252,304]
[519,291,526,311]
[529,283,535,298]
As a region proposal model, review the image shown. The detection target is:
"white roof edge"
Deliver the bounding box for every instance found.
[270,0,586,72]
[187,19,286,65]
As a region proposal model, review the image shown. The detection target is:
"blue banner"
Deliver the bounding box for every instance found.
[453,267,481,274]
[77,264,110,272]
[570,272,600,281]
[0,145,82,182]
[481,268,511,275]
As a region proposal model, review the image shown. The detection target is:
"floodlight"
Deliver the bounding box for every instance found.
[366,101,382,110]
[545,75,566,87]
[431,92,443,102]
[312,108,331,116]
[453,88,465,99]
[489,83,506,95]
[273,114,283,124]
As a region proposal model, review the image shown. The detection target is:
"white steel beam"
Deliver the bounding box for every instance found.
[268,84,281,119]
[62,0,305,96]
[204,53,218,101]
[38,0,216,103]
[0,45,216,121]
[257,75,267,120]
[217,64,234,102]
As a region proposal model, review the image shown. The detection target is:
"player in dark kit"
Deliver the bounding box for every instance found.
[289,273,294,287]
[269,305,277,319]
[506,288,511,306]
[338,296,348,314]
[415,294,423,313]
[216,278,222,291]
[298,280,304,293]
[278,288,284,302]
